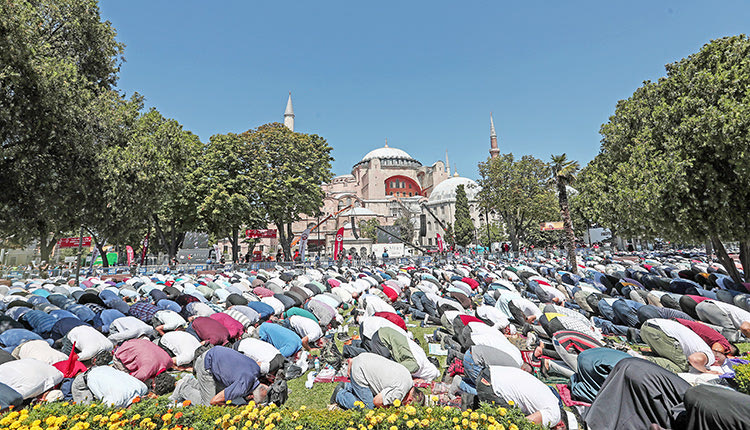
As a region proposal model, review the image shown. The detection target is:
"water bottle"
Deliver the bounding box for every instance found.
[314,357,320,371]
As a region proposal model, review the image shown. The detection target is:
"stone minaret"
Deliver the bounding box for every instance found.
[445,150,450,174]
[284,92,295,131]
[489,113,499,158]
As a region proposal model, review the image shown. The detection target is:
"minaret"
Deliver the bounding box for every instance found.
[284,92,295,131]
[445,150,450,174]
[489,112,499,158]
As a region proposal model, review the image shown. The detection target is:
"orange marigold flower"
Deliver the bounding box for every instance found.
[132,396,141,404]
[182,400,192,407]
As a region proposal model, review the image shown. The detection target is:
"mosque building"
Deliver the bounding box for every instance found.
[252,94,493,259]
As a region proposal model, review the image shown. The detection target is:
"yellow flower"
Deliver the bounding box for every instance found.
[470,412,479,420]
[462,418,469,426]
[407,420,415,428]
[392,399,401,407]
[488,425,496,430]
[390,427,398,430]
[497,407,507,416]
[420,419,429,427]
[507,400,514,406]
[453,417,459,423]
[508,425,518,430]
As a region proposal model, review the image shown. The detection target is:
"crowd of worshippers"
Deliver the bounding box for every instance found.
[1,252,750,430]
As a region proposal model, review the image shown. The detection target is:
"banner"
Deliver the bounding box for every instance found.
[57,236,92,248]
[333,227,345,260]
[540,221,565,231]
[299,226,312,262]
[126,246,134,266]
[436,233,444,252]
[245,229,277,238]
[140,232,150,265]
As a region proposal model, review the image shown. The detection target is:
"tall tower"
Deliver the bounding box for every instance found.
[489,113,499,158]
[445,150,450,174]
[284,92,295,131]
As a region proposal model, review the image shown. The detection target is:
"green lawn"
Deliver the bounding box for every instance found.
[285,315,447,410]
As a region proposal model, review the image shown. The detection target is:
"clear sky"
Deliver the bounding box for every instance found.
[99,1,750,178]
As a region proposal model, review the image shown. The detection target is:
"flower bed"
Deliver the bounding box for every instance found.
[0,398,541,430]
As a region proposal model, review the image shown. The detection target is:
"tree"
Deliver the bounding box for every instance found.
[579,35,750,283]
[358,218,380,240]
[197,133,264,263]
[243,123,333,260]
[477,153,556,252]
[454,184,475,247]
[393,216,415,244]
[550,154,580,273]
[0,0,124,263]
[477,222,507,247]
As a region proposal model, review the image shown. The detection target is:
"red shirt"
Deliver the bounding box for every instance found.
[459,315,483,326]
[373,312,406,331]
[380,285,398,302]
[675,318,731,352]
[192,316,230,345]
[461,277,480,290]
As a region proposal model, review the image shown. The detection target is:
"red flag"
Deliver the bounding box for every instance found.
[436,233,444,252]
[126,245,134,266]
[52,342,87,378]
[333,227,345,260]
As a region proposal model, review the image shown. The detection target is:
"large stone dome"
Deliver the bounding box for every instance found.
[428,175,480,204]
[354,144,421,168]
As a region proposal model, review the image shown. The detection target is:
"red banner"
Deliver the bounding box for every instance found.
[245,229,277,238]
[126,246,134,266]
[333,227,345,260]
[57,237,92,248]
[436,233,444,252]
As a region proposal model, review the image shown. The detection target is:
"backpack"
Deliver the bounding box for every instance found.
[268,377,288,406]
[320,339,343,370]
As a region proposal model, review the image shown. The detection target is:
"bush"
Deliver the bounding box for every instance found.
[0,397,542,430]
[735,363,750,395]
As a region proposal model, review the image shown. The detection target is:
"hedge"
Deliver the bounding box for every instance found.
[0,398,542,430]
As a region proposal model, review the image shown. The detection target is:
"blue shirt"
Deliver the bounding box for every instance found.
[257,322,302,357]
[20,310,56,336]
[0,329,46,352]
[203,346,260,401]
[96,309,127,333]
[65,304,96,322]
[246,302,275,319]
[157,299,181,313]
[50,318,88,341]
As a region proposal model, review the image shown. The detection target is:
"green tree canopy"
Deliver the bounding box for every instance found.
[242,123,333,259]
[477,153,556,252]
[578,35,750,282]
[453,184,475,247]
[0,0,124,262]
[358,218,380,240]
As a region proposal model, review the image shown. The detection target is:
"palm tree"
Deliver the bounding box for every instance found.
[550,154,580,274]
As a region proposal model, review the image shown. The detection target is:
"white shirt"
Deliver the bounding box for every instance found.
[154,310,187,331]
[359,316,406,339]
[709,300,750,329]
[467,322,523,366]
[648,318,714,366]
[489,366,561,426]
[476,305,509,329]
[236,338,281,368]
[538,284,566,301]
[363,294,396,316]
[407,338,439,381]
[160,331,201,366]
[67,325,114,360]
[109,316,153,338]
[87,366,147,407]
[510,297,542,319]
[289,315,323,342]
[14,340,67,365]
[261,296,285,316]
[0,359,63,399]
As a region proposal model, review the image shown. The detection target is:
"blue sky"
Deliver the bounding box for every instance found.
[99,1,750,178]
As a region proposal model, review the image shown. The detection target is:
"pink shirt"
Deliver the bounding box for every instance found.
[114,338,172,381]
[210,313,245,339]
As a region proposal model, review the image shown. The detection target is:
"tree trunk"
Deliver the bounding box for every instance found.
[152,215,169,257]
[276,219,292,260]
[39,234,57,268]
[739,240,750,284]
[705,240,713,260]
[231,227,239,263]
[96,241,109,268]
[557,182,577,274]
[711,235,743,284]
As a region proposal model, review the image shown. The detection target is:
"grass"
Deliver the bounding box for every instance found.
[285,314,448,410]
